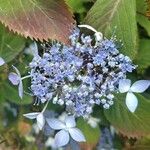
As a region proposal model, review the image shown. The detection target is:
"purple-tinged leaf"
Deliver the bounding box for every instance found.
[55,130,69,147]
[131,80,150,93]
[0,0,75,44]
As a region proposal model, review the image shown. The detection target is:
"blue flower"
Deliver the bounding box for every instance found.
[8,66,23,99]
[119,79,150,112]
[46,116,85,147]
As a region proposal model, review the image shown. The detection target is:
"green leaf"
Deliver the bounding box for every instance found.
[136,0,150,36]
[104,94,150,137]
[0,23,25,62]
[2,81,32,105]
[66,0,86,13]
[0,0,75,44]
[77,118,100,144]
[84,0,137,59]
[66,0,93,13]
[137,15,150,36]
[136,0,147,14]
[135,39,150,71]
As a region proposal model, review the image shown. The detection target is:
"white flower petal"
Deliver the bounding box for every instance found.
[55,130,69,147]
[23,112,40,119]
[78,24,97,33]
[8,73,20,85]
[31,42,39,57]
[65,116,76,128]
[36,113,45,130]
[130,80,150,93]
[69,128,86,142]
[0,57,5,66]
[12,65,21,77]
[18,81,23,99]
[126,92,138,113]
[119,79,131,93]
[46,118,66,130]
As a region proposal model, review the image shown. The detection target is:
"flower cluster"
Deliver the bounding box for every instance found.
[29,26,136,117]
[8,25,150,148]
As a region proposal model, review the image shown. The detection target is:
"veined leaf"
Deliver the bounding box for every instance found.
[135,39,150,71]
[0,0,75,44]
[104,94,150,138]
[66,0,93,14]
[0,23,25,62]
[2,81,32,105]
[84,0,137,59]
[136,0,150,36]
[77,118,100,144]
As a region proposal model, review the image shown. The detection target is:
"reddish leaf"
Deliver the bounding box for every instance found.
[0,0,75,44]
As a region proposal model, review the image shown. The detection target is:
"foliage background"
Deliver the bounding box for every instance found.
[0,0,150,149]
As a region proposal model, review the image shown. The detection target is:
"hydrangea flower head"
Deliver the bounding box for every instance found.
[8,24,149,148]
[28,25,136,117]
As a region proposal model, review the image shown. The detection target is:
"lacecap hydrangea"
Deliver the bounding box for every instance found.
[29,26,136,117]
[8,25,150,147]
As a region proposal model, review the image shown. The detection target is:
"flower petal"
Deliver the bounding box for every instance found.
[119,79,131,93]
[126,92,138,113]
[18,81,23,99]
[69,128,86,142]
[78,24,97,33]
[130,80,150,93]
[31,42,39,57]
[36,113,45,130]
[46,118,66,130]
[12,65,21,77]
[0,57,5,66]
[65,116,76,128]
[8,73,20,85]
[23,112,40,119]
[55,130,69,147]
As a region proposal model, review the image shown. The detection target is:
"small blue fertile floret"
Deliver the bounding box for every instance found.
[29,28,136,117]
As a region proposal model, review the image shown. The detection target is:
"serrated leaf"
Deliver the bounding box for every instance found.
[135,39,150,71]
[77,118,100,144]
[104,94,150,138]
[133,135,150,149]
[0,0,75,44]
[0,23,25,62]
[84,0,137,59]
